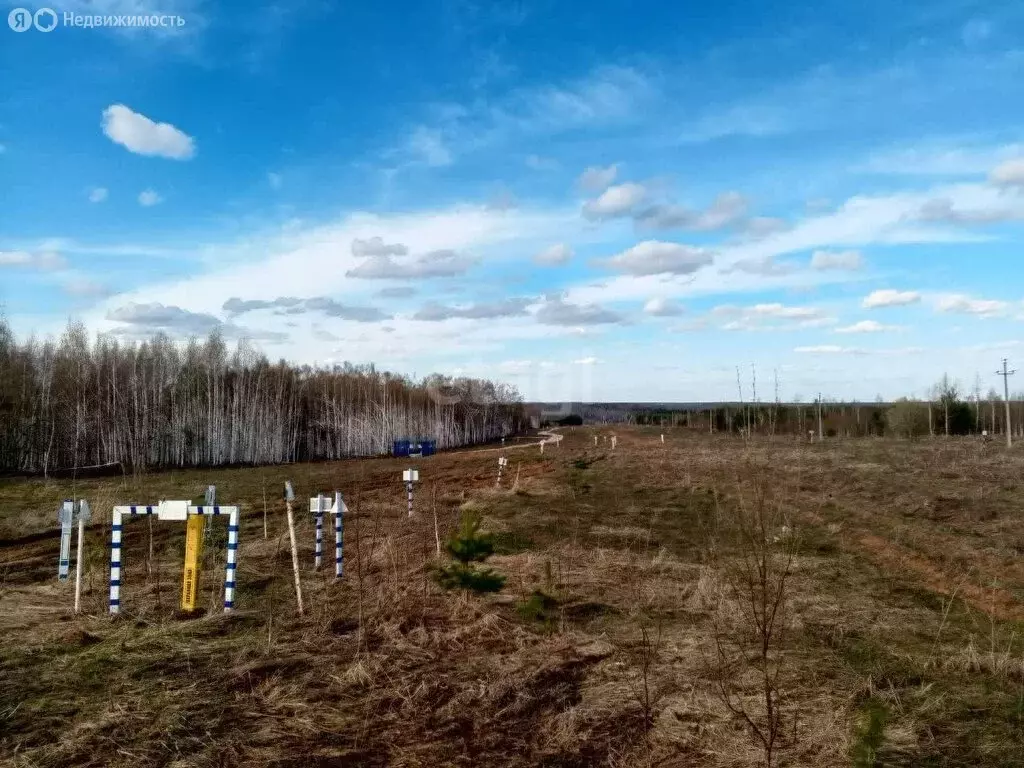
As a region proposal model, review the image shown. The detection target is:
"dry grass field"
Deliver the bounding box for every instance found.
[2,427,1023,767]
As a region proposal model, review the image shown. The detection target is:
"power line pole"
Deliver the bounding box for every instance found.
[997,358,1016,448]
[817,393,823,442]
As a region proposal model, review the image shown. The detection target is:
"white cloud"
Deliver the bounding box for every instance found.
[577,164,618,192]
[635,191,748,231]
[834,320,895,334]
[534,242,573,266]
[599,240,714,276]
[935,293,1009,316]
[407,126,452,167]
[351,236,408,257]
[862,289,921,308]
[572,357,600,365]
[347,249,477,279]
[88,187,108,203]
[0,250,66,270]
[811,249,863,270]
[101,104,195,160]
[535,296,626,326]
[643,298,684,316]
[990,158,1024,188]
[582,182,647,220]
[138,189,163,207]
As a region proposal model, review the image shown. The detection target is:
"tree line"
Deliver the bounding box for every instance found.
[0,319,527,474]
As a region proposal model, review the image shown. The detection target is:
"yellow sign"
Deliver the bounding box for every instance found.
[180,515,204,611]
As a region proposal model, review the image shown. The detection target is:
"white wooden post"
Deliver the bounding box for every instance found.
[74,500,90,613]
[403,469,419,517]
[497,456,508,487]
[284,482,304,616]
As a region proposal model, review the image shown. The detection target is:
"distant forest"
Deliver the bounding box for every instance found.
[0,320,527,474]
[536,376,1024,439]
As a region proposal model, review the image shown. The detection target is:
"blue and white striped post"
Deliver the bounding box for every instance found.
[403,469,419,517]
[334,491,344,579]
[314,494,325,570]
[58,500,74,580]
[109,502,240,615]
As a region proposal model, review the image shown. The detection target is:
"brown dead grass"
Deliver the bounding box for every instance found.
[1,427,1023,766]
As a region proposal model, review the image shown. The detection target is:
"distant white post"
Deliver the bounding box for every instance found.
[661,434,665,444]
[496,456,508,487]
[403,469,419,517]
[74,500,90,613]
[593,435,598,447]
[57,500,74,580]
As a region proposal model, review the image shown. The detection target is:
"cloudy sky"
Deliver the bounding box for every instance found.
[2,0,1024,402]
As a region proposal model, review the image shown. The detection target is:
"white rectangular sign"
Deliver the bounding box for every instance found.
[403,469,419,482]
[156,500,190,521]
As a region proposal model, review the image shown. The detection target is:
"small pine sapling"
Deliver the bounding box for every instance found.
[434,509,506,593]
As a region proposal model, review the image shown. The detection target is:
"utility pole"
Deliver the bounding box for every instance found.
[817,393,823,441]
[997,359,1016,448]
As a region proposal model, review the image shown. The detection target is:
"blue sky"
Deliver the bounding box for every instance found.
[2,0,1024,401]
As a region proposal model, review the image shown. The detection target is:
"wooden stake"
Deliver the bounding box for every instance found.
[284,485,304,616]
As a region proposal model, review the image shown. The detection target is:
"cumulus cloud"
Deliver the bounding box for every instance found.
[634,191,748,231]
[577,164,618,192]
[935,293,1009,316]
[643,298,685,316]
[794,345,863,355]
[810,249,863,270]
[834,320,896,334]
[915,197,1024,224]
[346,249,477,279]
[599,240,714,276]
[535,296,626,326]
[711,302,829,331]
[101,104,195,160]
[534,243,573,266]
[740,216,790,238]
[572,357,600,365]
[351,237,409,257]
[138,189,162,207]
[582,182,647,220]
[107,302,287,341]
[989,158,1024,187]
[88,187,108,203]
[223,296,389,322]
[862,289,921,308]
[413,297,531,321]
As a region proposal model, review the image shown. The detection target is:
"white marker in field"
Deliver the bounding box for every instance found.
[496,456,508,487]
[661,434,664,444]
[74,500,90,613]
[310,494,327,569]
[403,468,419,517]
[108,498,240,615]
[611,435,617,449]
[308,493,346,575]
[594,435,598,447]
[57,500,74,580]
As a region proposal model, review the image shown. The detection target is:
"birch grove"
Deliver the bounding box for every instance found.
[0,320,525,473]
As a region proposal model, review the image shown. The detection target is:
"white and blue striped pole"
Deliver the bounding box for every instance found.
[224,506,239,612]
[109,502,239,615]
[314,494,324,570]
[58,500,74,580]
[334,491,344,579]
